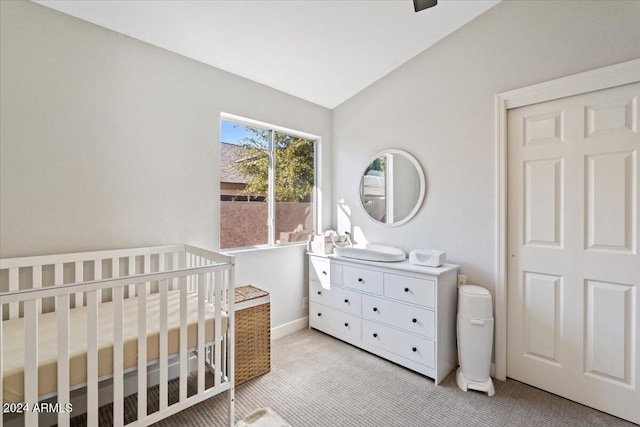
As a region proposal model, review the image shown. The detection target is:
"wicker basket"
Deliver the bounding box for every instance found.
[235,285,271,385]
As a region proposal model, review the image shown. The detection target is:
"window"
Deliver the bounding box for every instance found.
[220,116,317,249]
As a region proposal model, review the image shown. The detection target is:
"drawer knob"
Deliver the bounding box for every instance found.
[344,299,349,303]
[412,318,417,323]
[317,313,322,317]
[358,277,363,283]
[322,270,327,275]
[373,333,378,338]
[412,347,417,352]
[344,322,349,327]
[317,291,322,295]
[404,287,410,293]
[372,307,378,312]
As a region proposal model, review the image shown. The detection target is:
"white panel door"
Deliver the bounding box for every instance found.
[507,82,639,424]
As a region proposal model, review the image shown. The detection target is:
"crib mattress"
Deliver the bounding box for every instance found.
[2,290,228,404]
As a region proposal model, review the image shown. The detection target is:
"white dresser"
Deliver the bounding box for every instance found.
[308,253,459,384]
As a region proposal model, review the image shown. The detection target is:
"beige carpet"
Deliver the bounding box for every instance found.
[70,328,634,426]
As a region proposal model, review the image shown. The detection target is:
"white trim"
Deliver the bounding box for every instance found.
[386,153,394,223]
[314,134,322,233]
[500,59,640,110]
[220,112,320,141]
[221,241,307,255]
[268,129,276,246]
[494,58,640,381]
[271,316,309,341]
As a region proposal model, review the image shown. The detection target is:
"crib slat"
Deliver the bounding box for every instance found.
[112,257,120,307]
[94,259,102,302]
[159,252,165,273]
[191,254,196,290]
[112,257,120,278]
[197,273,205,394]
[128,255,136,297]
[8,267,18,319]
[155,253,164,294]
[86,290,99,426]
[54,263,63,312]
[74,261,84,307]
[186,254,192,292]
[113,286,124,427]
[159,280,168,411]
[171,252,179,290]
[144,253,151,294]
[207,270,214,307]
[221,329,227,383]
[179,281,187,402]
[207,269,212,367]
[214,271,222,387]
[180,251,187,290]
[33,265,42,314]
[137,283,147,420]
[57,294,70,427]
[24,299,38,426]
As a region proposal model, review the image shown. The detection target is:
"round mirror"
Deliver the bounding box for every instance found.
[359,149,425,226]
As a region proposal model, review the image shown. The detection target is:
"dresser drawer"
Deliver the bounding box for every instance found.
[384,273,435,308]
[362,295,435,338]
[343,265,383,295]
[309,280,362,316]
[362,320,435,368]
[309,302,361,340]
[309,257,342,287]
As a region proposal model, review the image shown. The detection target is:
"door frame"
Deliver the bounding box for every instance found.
[494,58,640,381]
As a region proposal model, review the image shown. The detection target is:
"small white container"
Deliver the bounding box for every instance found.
[408,249,446,267]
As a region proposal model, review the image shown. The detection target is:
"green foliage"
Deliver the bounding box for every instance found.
[365,156,385,174]
[231,126,314,202]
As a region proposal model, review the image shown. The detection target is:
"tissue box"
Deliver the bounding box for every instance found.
[409,249,446,267]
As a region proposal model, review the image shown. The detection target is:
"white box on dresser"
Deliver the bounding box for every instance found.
[308,253,459,384]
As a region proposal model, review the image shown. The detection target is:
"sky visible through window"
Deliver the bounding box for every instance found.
[221,120,253,145]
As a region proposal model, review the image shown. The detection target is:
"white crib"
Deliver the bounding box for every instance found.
[0,244,235,427]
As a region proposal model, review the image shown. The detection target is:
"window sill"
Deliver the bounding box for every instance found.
[221,242,307,255]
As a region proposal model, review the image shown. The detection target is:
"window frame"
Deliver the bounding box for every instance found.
[220,112,320,250]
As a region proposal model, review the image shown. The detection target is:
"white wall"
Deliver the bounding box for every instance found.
[232,245,309,335]
[332,1,640,293]
[0,1,331,329]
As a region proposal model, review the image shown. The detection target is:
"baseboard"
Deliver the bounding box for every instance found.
[271,316,308,340]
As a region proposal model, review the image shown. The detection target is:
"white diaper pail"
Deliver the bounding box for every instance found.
[456,284,495,396]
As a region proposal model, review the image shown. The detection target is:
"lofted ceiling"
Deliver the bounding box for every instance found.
[35,0,500,109]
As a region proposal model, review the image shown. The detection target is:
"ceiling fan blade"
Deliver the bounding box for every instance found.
[413,0,438,12]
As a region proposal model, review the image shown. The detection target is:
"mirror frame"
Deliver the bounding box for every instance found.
[359,149,426,227]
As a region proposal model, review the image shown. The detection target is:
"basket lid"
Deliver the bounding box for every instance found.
[235,285,269,303]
